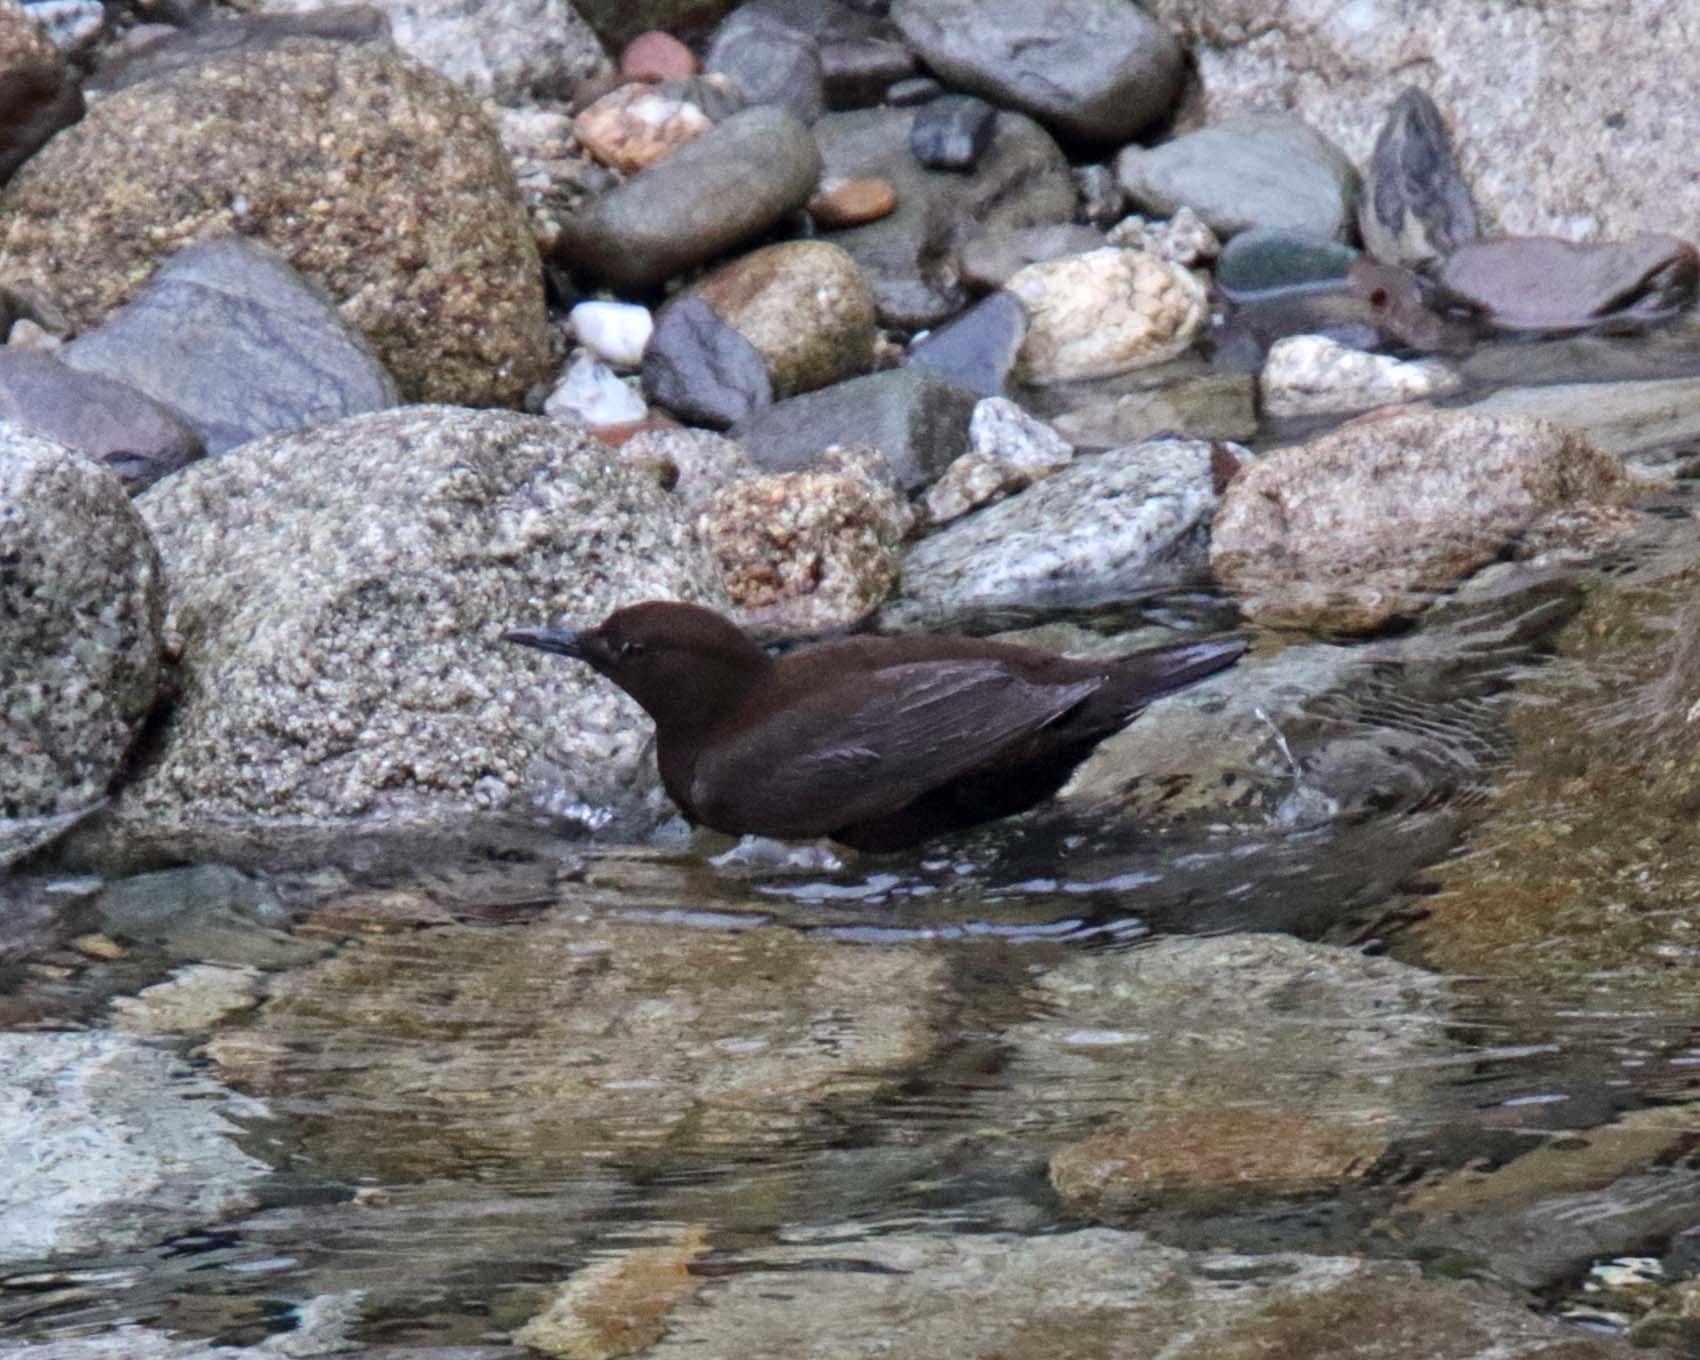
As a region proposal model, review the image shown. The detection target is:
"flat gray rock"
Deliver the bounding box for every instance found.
[905,290,1028,397]
[1116,114,1359,242]
[892,0,1182,143]
[63,238,400,457]
[706,5,824,123]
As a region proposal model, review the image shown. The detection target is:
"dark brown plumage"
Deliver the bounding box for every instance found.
[501,601,1244,851]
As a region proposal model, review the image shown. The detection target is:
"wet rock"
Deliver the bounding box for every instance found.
[806,174,897,226]
[905,290,1028,397]
[24,0,102,54]
[1,431,162,866]
[705,6,824,123]
[618,425,755,513]
[1215,227,1358,304]
[1115,114,1359,242]
[573,0,737,53]
[730,366,975,490]
[62,239,400,458]
[0,0,82,185]
[1075,162,1124,227]
[516,1224,712,1358]
[923,397,1071,525]
[1463,375,1700,470]
[690,240,876,397]
[264,0,609,103]
[0,350,203,492]
[811,106,1075,328]
[1261,334,1461,418]
[891,0,1182,144]
[703,469,912,636]
[957,224,1108,291]
[555,106,823,291]
[109,962,264,1036]
[1104,206,1221,267]
[642,296,774,429]
[1035,367,1258,450]
[574,80,713,173]
[1211,410,1638,633]
[1437,234,1699,333]
[620,29,695,81]
[87,8,394,93]
[820,36,914,108]
[569,300,653,369]
[885,438,1224,631]
[622,1227,1636,1360]
[1008,248,1208,384]
[909,92,996,170]
[206,905,951,1180]
[1360,86,1480,272]
[499,104,615,257]
[0,39,550,407]
[1015,935,1450,1215]
[0,1031,268,1260]
[69,407,726,870]
[544,351,647,428]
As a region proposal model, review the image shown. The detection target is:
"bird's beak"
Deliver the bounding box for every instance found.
[500,626,593,659]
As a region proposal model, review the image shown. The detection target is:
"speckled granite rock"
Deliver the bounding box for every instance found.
[885,438,1224,631]
[263,0,610,103]
[690,240,876,398]
[0,0,82,184]
[923,397,1072,525]
[68,407,727,869]
[1211,410,1638,632]
[1261,334,1460,418]
[1008,248,1207,384]
[0,39,551,407]
[703,469,912,637]
[62,238,400,457]
[0,1031,268,1260]
[1,430,162,866]
[616,425,756,514]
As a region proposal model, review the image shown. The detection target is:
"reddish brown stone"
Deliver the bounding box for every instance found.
[807,177,896,229]
[620,30,697,82]
[575,82,712,175]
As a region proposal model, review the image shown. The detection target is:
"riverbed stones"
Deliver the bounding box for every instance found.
[703,469,912,635]
[573,0,737,53]
[811,106,1075,328]
[1359,86,1480,272]
[905,290,1028,396]
[0,38,549,407]
[1210,410,1638,632]
[1260,334,1461,418]
[909,92,996,170]
[1105,206,1221,267]
[705,5,824,123]
[621,29,696,81]
[555,105,823,291]
[61,238,400,457]
[923,398,1072,525]
[689,240,876,397]
[891,0,1182,143]
[884,437,1224,631]
[958,224,1108,291]
[265,0,610,103]
[1038,368,1258,450]
[206,907,951,1180]
[1007,248,1208,384]
[0,1031,269,1260]
[0,0,82,184]
[730,366,975,490]
[1,431,162,864]
[618,425,755,512]
[0,349,203,491]
[569,299,653,368]
[1115,114,1359,242]
[1437,235,1700,333]
[807,175,896,227]
[73,407,726,868]
[643,296,774,428]
[1215,227,1357,303]
[544,350,648,427]
[574,80,714,173]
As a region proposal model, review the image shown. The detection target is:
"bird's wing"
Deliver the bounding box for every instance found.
[688,659,1100,838]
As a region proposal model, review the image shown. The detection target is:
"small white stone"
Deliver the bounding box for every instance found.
[544,351,647,428]
[1260,334,1462,418]
[969,397,1074,470]
[570,300,654,369]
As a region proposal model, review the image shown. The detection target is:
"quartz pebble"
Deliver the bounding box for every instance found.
[570,300,654,369]
[1261,334,1461,418]
[545,352,648,428]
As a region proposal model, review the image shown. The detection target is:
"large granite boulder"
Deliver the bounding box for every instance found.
[0,38,551,406]
[70,406,727,869]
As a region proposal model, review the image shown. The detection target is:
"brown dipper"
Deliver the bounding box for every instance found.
[501,601,1245,852]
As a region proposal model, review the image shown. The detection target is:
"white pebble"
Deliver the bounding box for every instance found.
[544,351,647,428]
[569,300,654,369]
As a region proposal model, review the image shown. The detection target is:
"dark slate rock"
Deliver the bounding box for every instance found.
[731,367,975,489]
[958,224,1106,292]
[643,297,774,429]
[1075,163,1123,228]
[820,38,914,109]
[555,107,823,291]
[891,0,1181,144]
[62,238,400,457]
[909,93,996,171]
[743,0,884,41]
[811,106,1074,328]
[905,290,1027,397]
[1359,86,1479,272]
[1215,228,1359,304]
[706,7,824,124]
[0,350,203,492]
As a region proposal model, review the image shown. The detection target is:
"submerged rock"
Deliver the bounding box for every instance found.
[1260,334,1461,418]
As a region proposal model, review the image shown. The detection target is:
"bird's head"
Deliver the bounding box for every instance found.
[501,600,770,728]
